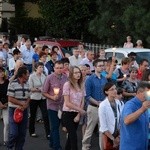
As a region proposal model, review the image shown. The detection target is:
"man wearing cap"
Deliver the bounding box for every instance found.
[7,66,30,150]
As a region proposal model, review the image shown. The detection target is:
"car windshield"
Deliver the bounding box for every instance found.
[136,52,150,64]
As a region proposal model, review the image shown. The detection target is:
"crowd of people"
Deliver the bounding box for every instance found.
[0,34,150,150]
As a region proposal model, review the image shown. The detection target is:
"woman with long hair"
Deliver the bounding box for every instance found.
[62,66,86,150]
[99,82,122,150]
[0,67,9,146]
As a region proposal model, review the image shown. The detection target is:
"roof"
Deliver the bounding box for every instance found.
[105,48,150,54]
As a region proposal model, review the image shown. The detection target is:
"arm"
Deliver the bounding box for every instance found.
[124,101,150,125]
[8,96,25,107]
[85,77,99,106]
[123,91,136,97]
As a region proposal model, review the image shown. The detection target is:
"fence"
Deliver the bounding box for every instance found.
[84,43,113,54]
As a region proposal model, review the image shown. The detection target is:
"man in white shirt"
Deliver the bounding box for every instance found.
[80,50,95,71]
[69,47,82,66]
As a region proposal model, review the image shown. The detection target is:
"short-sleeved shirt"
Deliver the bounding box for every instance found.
[63,81,85,112]
[120,97,149,150]
[7,79,30,108]
[42,73,68,111]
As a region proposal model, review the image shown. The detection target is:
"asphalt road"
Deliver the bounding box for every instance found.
[0,120,99,150]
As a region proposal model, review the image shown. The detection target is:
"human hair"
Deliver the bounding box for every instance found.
[117,88,123,95]
[85,64,90,68]
[61,57,70,64]
[107,57,118,64]
[0,67,6,80]
[139,59,149,66]
[141,69,150,81]
[13,48,21,55]
[129,66,138,73]
[52,46,59,51]
[16,66,28,78]
[34,62,44,71]
[73,47,78,51]
[103,82,114,96]
[68,66,83,90]
[54,60,63,67]
[50,50,57,57]
[42,45,49,51]
[121,57,130,65]
[137,81,150,93]
[93,59,104,67]
[39,51,46,58]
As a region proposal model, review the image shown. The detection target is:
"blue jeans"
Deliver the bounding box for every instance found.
[7,107,28,150]
[48,109,61,150]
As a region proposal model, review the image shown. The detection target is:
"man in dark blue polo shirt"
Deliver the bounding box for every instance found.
[120,82,150,150]
[82,59,107,150]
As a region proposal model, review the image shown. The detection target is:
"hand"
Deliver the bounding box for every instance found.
[0,103,7,109]
[74,115,80,123]
[21,101,28,109]
[53,95,59,101]
[132,93,136,96]
[113,136,120,148]
[142,101,150,111]
[79,109,86,116]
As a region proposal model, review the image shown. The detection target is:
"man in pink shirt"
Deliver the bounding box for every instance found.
[42,60,68,150]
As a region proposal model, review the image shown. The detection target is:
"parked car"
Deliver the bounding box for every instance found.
[105,48,150,65]
[36,38,82,57]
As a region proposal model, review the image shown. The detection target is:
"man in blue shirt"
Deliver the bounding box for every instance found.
[120,82,150,150]
[82,59,107,150]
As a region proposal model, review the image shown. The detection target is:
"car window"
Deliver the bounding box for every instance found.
[105,52,113,59]
[115,53,125,65]
[136,52,150,64]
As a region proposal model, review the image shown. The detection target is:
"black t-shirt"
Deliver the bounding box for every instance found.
[0,79,9,104]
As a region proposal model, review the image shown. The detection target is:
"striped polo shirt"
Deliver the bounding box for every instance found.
[7,79,30,108]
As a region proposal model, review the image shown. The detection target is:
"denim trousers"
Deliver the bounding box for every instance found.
[48,109,61,150]
[29,99,50,137]
[7,107,28,150]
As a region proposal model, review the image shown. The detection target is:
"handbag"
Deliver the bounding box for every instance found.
[102,133,115,150]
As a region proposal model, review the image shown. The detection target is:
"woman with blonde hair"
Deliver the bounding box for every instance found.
[62,66,86,150]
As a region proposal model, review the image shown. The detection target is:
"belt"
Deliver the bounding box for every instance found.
[89,103,98,108]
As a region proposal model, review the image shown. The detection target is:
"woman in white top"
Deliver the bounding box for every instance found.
[62,66,86,150]
[28,62,50,138]
[99,82,122,150]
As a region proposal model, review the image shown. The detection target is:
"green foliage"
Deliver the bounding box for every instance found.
[37,0,97,40]
[89,0,150,47]
[9,17,46,37]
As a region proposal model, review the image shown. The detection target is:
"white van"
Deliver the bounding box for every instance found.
[105,48,150,65]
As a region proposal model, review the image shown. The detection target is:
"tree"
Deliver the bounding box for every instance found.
[37,0,97,40]
[89,0,150,47]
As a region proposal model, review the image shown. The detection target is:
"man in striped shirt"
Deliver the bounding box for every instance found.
[7,66,30,150]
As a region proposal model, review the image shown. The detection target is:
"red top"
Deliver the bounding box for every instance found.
[137,69,142,80]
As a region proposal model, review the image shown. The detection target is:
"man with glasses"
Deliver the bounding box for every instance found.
[82,59,107,150]
[7,66,30,150]
[42,60,68,150]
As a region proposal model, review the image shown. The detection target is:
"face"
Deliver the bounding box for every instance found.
[78,44,84,51]
[127,37,131,42]
[95,61,104,73]
[73,49,80,57]
[54,48,59,53]
[44,48,49,55]
[130,70,138,79]
[79,66,87,77]
[73,68,81,80]
[123,63,130,70]
[86,66,91,75]
[140,61,149,71]
[16,53,22,59]
[106,85,117,98]
[25,41,31,49]
[99,50,105,57]
[40,55,47,63]
[51,54,57,61]
[64,63,69,70]
[87,51,94,61]
[22,70,30,82]
[54,63,64,75]
[36,65,44,73]
[0,43,3,49]
[0,70,5,78]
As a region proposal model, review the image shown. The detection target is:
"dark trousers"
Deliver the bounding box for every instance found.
[62,111,79,150]
[48,109,61,150]
[7,107,28,150]
[29,99,50,137]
